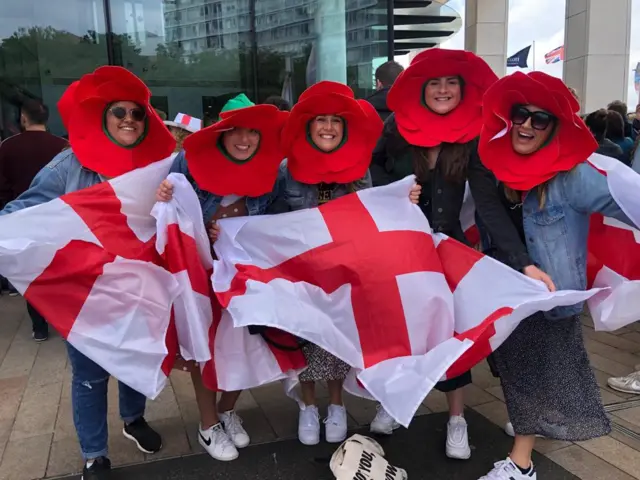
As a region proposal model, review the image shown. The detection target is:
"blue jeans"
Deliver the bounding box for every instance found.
[66,343,147,459]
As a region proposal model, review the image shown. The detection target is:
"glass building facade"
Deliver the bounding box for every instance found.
[0,0,460,138]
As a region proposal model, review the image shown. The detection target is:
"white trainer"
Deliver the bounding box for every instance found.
[608,370,640,394]
[219,410,250,448]
[446,415,471,460]
[298,405,320,445]
[324,404,348,443]
[479,457,537,479]
[198,423,238,461]
[370,404,400,435]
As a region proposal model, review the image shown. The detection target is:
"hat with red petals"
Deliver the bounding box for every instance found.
[282,81,383,184]
[387,48,498,147]
[478,71,598,191]
[183,104,289,197]
[57,66,176,177]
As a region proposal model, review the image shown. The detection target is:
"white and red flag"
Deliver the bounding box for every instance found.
[0,158,185,398]
[154,173,306,392]
[584,153,640,331]
[212,176,597,426]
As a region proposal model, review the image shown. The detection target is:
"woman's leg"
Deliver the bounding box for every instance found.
[298,381,320,445]
[327,379,343,405]
[446,388,464,417]
[439,373,472,461]
[218,391,242,412]
[189,368,238,461]
[510,434,535,469]
[217,390,250,448]
[300,380,316,406]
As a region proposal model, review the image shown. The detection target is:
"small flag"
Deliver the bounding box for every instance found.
[507,46,531,69]
[544,46,564,64]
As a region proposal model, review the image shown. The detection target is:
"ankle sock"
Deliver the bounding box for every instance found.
[514,461,532,475]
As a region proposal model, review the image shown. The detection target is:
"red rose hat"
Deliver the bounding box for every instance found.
[478,71,598,191]
[183,104,289,197]
[57,66,175,177]
[282,81,383,184]
[387,49,498,147]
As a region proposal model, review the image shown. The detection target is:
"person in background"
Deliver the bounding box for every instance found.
[608,100,637,139]
[0,98,67,339]
[164,113,202,153]
[605,110,634,165]
[1,66,174,480]
[633,104,640,133]
[263,95,291,111]
[585,109,625,161]
[366,61,404,121]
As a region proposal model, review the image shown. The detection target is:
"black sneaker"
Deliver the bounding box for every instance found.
[32,331,48,342]
[122,417,162,453]
[81,456,111,479]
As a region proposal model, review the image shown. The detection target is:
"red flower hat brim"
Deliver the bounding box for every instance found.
[282,81,383,184]
[387,49,498,147]
[183,104,289,197]
[58,66,176,178]
[478,71,598,191]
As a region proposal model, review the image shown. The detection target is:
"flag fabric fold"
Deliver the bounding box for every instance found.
[212,176,601,426]
[0,158,181,398]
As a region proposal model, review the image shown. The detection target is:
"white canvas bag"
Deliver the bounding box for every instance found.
[329,434,408,480]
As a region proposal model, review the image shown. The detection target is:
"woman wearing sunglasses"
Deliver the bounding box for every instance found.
[0,66,176,479]
[473,71,635,480]
[156,93,290,462]
[370,48,509,460]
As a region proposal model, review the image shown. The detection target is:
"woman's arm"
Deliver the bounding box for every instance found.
[467,151,532,272]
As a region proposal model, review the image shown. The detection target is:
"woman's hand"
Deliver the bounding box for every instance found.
[523,265,556,292]
[409,183,421,204]
[208,220,221,244]
[156,179,174,202]
[173,355,198,373]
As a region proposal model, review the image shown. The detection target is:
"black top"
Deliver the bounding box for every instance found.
[371,113,532,271]
[365,88,392,122]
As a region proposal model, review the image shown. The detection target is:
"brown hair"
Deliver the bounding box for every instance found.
[585,109,608,142]
[412,142,473,184]
[504,184,549,209]
[605,110,625,140]
[169,126,191,152]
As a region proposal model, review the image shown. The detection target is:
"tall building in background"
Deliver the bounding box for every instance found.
[0,0,461,138]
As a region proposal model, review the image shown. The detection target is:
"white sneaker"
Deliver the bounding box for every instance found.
[298,405,320,445]
[219,410,250,448]
[198,423,238,461]
[505,422,544,438]
[446,415,471,460]
[324,404,348,443]
[370,404,400,435]
[479,457,536,479]
[608,370,640,394]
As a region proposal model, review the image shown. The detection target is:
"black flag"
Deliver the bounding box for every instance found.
[507,46,531,68]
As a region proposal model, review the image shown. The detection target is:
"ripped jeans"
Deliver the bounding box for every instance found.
[66,343,146,459]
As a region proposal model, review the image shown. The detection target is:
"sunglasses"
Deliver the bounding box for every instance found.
[108,106,146,122]
[510,105,555,131]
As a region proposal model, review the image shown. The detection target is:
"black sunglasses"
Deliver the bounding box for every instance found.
[510,105,555,131]
[108,106,146,122]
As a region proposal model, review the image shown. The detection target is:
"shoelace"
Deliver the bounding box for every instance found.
[301,408,320,428]
[448,421,466,443]
[483,460,513,480]
[224,412,245,435]
[323,408,345,426]
[211,425,235,450]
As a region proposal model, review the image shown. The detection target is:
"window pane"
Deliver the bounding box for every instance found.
[108,0,248,126]
[0,1,108,138]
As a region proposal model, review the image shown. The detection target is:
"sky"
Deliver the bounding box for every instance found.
[438,0,640,107]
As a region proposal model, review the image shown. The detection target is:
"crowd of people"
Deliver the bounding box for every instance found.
[1,49,639,480]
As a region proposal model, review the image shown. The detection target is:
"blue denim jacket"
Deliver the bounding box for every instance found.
[170,151,275,223]
[1,149,102,216]
[277,159,372,211]
[522,162,633,319]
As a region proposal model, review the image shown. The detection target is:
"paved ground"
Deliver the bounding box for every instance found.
[2,295,640,479]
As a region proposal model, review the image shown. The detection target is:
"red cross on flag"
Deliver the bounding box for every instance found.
[0,158,211,398]
[585,153,640,331]
[212,176,598,426]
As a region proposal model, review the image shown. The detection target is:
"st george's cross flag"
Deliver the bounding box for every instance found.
[212,176,599,426]
[154,173,306,392]
[584,153,640,331]
[0,158,212,398]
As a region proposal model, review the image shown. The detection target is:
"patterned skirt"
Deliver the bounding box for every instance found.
[298,343,351,382]
[493,313,610,441]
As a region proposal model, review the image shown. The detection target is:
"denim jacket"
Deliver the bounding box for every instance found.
[277,159,372,211]
[522,162,633,319]
[170,151,275,224]
[1,149,103,216]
